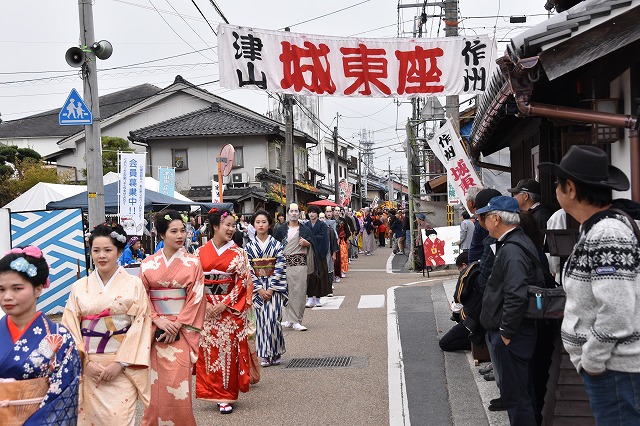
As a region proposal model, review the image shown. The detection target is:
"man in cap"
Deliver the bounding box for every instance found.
[478,195,543,425]
[507,178,554,232]
[539,145,640,424]
[466,186,488,262]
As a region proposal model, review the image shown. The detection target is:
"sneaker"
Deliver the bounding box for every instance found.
[281,321,293,328]
[366,252,372,256]
[305,302,315,308]
[488,398,506,411]
[314,298,322,307]
[479,363,493,375]
[334,276,341,283]
[327,293,333,297]
[292,323,307,331]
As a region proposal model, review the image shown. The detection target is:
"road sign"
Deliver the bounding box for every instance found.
[59,88,93,125]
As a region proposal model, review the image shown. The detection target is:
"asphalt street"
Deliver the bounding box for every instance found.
[133,244,508,425]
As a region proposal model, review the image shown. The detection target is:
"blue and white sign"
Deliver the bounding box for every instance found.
[10,209,87,315]
[158,167,176,197]
[119,153,146,236]
[59,88,93,125]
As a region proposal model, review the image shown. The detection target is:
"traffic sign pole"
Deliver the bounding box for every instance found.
[78,0,105,229]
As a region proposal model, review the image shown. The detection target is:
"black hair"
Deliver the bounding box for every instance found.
[277,212,285,219]
[518,211,544,248]
[251,209,273,226]
[307,205,321,215]
[89,222,128,251]
[208,208,234,235]
[557,177,612,207]
[455,251,468,267]
[0,247,50,288]
[154,210,184,237]
[461,211,471,220]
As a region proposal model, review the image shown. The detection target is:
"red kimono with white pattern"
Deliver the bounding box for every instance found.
[195,241,253,404]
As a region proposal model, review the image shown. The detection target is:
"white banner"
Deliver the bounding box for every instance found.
[421,226,461,266]
[429,119,481,211]
[218,24,496,98]
[119,153,146,236]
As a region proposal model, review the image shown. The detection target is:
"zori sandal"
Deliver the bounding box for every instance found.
[217,403,233,414]
[260,359,271,367]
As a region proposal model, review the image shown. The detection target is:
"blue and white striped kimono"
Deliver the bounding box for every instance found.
[0,312,81,425]
[245,235,288,360]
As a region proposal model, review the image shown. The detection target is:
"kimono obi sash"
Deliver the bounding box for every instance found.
[80,309,132,354]
[285,253,306,267]
[0,377,48,426]
[204,271,233,295]
[149,288,187,315]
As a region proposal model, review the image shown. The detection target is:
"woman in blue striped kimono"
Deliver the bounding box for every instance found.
[245,210,288,367]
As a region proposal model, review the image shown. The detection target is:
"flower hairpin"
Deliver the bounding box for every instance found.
[110,231,127,243]
[164,214,171,221]
[181,214,188,223]
[10,257,38,277]
[5,246,44,259]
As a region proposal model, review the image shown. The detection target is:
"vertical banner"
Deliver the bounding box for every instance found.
[158,167,175,197]
[119,153,146,236]
[339,179,352,206]
[0,208,10,256]
[212,178,221,203]
[428,118,481,211]
[421,226,460,266]
[10,209,87,314]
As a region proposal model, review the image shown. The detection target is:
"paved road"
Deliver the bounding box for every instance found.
[133,246,508,425]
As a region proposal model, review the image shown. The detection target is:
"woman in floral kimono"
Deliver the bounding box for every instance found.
[196,208,253,414]
[0,246,82,425]
[62,223,152,426]
[244,209,287,367]
[140,210,206,426]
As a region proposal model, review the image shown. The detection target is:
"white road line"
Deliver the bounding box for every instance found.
[386,254,394,273]
[387,286,410,425]
[348,269,387,272]
[358,294,385,308]
[312,296,344,310]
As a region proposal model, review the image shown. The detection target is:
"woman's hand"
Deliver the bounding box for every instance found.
[99,362,124,382]
[299,237,310,247]
[207,302,227,317]
[85,361,104,384]
[154,317,181,335]
[258,288,272,301]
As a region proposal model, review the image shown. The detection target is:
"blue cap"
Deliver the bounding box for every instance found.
[416,213,426,220]
[475,195,519,214]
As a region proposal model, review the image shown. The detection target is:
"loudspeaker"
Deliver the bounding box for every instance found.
[65,47,85,68]
[91,40,113,60]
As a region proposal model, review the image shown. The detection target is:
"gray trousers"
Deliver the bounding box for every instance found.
[283,265,307,324]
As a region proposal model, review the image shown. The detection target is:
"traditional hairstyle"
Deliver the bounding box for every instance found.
[0,246,51,288]
[251,209,273,226]
[207,207,235,233]
[89,222,128,251]
[154,210,184,237]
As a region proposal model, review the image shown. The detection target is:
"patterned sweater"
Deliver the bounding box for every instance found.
[561,213,640,374]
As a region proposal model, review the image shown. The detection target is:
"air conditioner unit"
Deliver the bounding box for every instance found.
[231,172,249,184]
[222,175,231,184]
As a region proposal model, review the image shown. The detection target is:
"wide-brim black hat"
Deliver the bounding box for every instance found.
[538,145,629,191]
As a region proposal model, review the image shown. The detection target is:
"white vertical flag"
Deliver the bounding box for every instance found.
[119,153,146,235]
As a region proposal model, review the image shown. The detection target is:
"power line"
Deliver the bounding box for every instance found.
[280,0,371,30]
[190,0,217,35]
[208,0,229,24]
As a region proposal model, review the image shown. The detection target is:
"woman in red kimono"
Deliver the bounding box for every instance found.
[140,210,206,426]
[196,208,253,414]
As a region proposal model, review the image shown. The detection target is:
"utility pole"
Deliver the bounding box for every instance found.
[357,153,362,210]
[444,0,460,125]
[333,118,339,204]
[388,158,392,202]
[283,28,295,206]
[78,0,105,228]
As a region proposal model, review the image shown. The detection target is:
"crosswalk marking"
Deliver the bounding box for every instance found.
[357,295,385,308]
[312,296,345,310]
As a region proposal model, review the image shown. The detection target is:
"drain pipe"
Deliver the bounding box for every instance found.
[632,129,640,201]
[515,100,639,130]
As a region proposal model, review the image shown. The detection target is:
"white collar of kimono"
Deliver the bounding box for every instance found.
[257,235,270,252]
[212,240,234,256]
[161,247,182,266]
[95,266,122,292]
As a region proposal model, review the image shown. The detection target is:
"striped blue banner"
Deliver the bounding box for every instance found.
[10,209,87,314]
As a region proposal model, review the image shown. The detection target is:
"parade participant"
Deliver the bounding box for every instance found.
[186,213,202,254]
[119,235,145,266]
[336,212,351,278]
[140,211,206,426]
[196,208,253,414]
[274,203,316,331]
[62,223,152,426]
[362,207,375,255]
[0,246,82,425]
[303,205,331,308]
[245,209,288,367]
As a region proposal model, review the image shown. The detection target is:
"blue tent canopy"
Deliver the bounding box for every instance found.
[46,182,232,213]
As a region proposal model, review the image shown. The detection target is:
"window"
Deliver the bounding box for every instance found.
[328,160,332,174]
[233,146,244,168]
[172,149,188,170]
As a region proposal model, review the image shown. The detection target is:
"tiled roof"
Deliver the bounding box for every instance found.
[187,185,267,202]
[128,103,280,141]
[0,83,161,138]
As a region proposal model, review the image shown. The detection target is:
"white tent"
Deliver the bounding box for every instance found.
[102,172,194,203]
[2,182,87,212]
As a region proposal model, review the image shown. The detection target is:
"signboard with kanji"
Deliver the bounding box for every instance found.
[428,118,481,211]
[158,167,175,197]
[218,24,496,98]
[119,153,146,236]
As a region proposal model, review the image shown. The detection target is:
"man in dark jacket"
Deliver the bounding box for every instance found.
[507,178,554,233]
[478,195,543,426]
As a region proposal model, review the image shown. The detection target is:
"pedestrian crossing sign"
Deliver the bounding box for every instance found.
[59,88,93,125]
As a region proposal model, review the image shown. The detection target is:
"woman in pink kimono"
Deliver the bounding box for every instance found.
[196,208,253,415]
[62,223,152,426]
[140,210,206,426]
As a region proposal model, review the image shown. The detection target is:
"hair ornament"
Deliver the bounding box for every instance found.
[164,214,171,221]
[10,257,37,278]
[5,246,44,259]
[208,207,219,214]
[181,214,188,223]
[110,231,127,243]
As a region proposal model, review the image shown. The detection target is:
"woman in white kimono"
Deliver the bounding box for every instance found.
[244,210,287,367]
[62,223,152,426]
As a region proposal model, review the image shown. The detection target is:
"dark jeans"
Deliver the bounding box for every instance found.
[439,322,471,352]
[487,323,537,426]
[378,232,385,247]
[581,369,640,425]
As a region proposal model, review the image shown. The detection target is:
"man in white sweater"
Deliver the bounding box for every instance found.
[539,145,640,425]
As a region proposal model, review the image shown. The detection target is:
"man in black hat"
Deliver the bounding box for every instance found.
[539,145,640,425]
[508,178,554,232]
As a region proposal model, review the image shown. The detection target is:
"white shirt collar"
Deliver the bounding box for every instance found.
[95,267,122,292]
